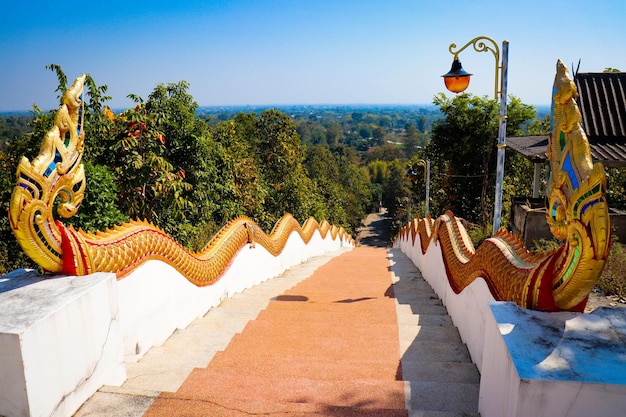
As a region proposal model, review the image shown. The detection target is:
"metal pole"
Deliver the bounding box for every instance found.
[492,40,509,233]
[532,163,541,198]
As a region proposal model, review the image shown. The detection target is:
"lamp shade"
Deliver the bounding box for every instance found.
[442,58,472,93]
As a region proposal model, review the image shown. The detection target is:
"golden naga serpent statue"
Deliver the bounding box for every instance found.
[396,60,610,312]
[9,75,352,284]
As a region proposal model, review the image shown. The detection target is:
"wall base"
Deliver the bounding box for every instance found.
[0,269,125,417]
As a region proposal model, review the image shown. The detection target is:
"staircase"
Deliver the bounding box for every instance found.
[390,248,480,416]
[74,246,479,416]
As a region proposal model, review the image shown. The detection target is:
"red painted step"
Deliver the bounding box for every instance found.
[205,350,402,381]
[144,247,408,416]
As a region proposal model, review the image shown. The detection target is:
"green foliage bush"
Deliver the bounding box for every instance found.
[529,238,561,255]
[531,237,626,299]
[0,66,375,270]
[598,241,626,299]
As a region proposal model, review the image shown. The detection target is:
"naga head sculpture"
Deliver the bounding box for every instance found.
[9,75,87,272]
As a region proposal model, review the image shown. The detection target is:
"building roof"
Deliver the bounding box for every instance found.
[576,72,626,142]
[507,135,548,163]
[509,71,626,167]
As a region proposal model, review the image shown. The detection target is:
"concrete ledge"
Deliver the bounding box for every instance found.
[481,302,626,417]
[395,231,626,417]
[0,270,125,417]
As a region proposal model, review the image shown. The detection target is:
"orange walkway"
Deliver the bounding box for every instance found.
[144,246,407,416]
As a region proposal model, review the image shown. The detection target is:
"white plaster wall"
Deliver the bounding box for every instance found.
[0,333,28,416]
[479,301,523,417]
[0,271,125,417]
[118,229,350,359]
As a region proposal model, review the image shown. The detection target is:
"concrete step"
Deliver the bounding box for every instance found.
[255,306,400,325]
[407,381,480,415]
[396,301,450,316]
[174,370,408,415]
[206,349,402,381]
[398,323,463,342]
[397,312,454,327]
[401,361,479,384]
[401,341,472,363]
[408,410,480,417]
[389,248,479,416]
[150,392,408,417]
[241,315,401,339]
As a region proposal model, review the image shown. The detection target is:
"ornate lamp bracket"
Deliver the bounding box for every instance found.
[448,36,501,99]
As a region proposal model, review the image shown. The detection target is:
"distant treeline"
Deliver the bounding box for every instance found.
[0,104,443,153]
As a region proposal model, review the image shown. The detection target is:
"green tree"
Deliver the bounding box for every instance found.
[0,151,37,272]
[296,121,311,144]
[351,112,364,123]
[305,145,346,225]
[0,115,32,150]
[211,119,266,225]
[527,115,550,135]
[144,81,214,231]
[365,142,404,163]
[325,121,343,148]
[381,159,411,229]
[250,109,315,228]
[310,124,327,145]
[367,160,391,184]
[426,93,535,228]
[93,101,192,226]
[403,124,421,159]
[63,161,129,232]
[335,147,372,230]
[357,123,373,139]
[304,145,372,234]
[372,125,386,146]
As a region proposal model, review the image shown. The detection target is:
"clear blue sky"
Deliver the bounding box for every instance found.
[1,0,625,112]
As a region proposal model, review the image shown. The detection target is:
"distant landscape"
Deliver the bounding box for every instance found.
[0,103,445,151]
[0,92,554,276]
[0,102,551,157]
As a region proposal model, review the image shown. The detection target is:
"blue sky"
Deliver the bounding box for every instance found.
[1,0,625,112]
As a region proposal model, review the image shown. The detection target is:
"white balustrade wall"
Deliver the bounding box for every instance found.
[395,226,626,417]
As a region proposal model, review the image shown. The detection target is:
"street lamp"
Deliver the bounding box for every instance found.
[442,36,509,234]
[442,58,472,94]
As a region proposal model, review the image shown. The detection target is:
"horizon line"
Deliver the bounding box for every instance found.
[0,101,552,115]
